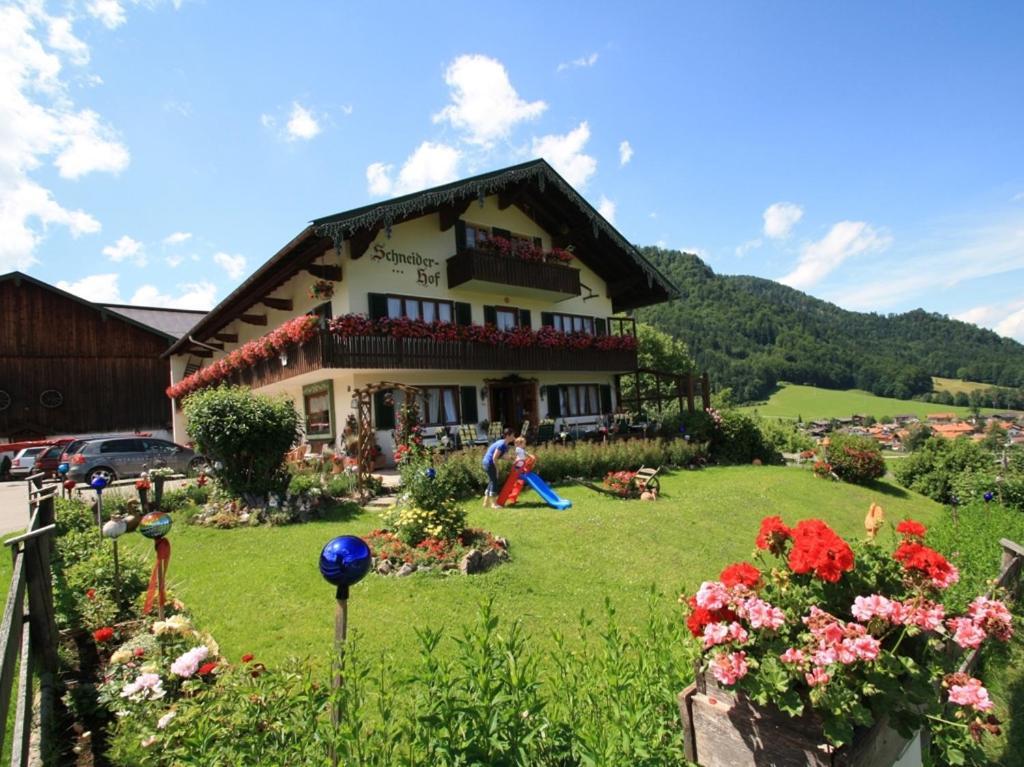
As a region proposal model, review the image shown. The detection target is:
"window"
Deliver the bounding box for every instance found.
[495,307,519,331]
[303,381,335,439]
[393,386,461,426]
[100,439,145,454]
[547,313,595,335]
[464,224,490,249]
[385,294,453,324]
[557,385,601,416]
[144,439,179,455]
[309,301,332,325]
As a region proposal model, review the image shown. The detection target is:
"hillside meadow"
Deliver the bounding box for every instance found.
[741,383,1005,422]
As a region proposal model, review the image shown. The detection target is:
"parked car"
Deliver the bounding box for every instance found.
[32,438,76,478]
[66,437,207,484]
[10,446,49,478]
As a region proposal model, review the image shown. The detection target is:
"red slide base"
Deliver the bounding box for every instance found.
[495,456,536,507]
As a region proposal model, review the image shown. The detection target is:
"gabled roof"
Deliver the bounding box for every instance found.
[101,304,208,338]
[0,271,195,343]
[166,159,679,356]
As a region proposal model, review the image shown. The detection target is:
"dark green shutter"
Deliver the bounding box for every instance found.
[483,305,497,326]
[518,309,532,329]
[492,227,512,239]
[595,317,607,336]
[460,386,478,424]
[368,293,388,320]
[540,311,554,328]
[532,237,543,248]
[454,220,467,252]
[547,386,562,418]
[373,390,395,430]
[455,301,472,326]
[599,384,613,414]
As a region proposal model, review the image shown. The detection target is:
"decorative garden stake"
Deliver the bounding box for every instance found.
[318,535,372,767]
[140,511,173,620]
[90,475,108,538]
[984,491,994,503]
[136,472,151,513]
[102,517,128,599]
[57,462,69,496]
[62,479,76,499]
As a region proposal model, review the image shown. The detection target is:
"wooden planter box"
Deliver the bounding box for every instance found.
[679,674,922,767]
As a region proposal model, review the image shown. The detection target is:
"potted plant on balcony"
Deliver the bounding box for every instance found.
[679,513,1011,767]
[308,279,335,300]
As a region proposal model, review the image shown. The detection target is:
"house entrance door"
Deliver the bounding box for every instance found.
[487,380,538,435]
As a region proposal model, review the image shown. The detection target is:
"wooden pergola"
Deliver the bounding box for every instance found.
[351,382,420,496]
[614,368,711,417]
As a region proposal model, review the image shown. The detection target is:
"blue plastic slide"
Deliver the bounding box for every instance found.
[520,472,572,510]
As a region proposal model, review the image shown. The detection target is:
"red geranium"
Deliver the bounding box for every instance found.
[86,588,96,600]
[894,540,959,588]
[896,519,927,539]
[755,516,792,556]
[197,662,218,676]
[93,627,115,643]
[787,519,854,583]
[719,562,762,589]
[685,595,738,638]
[241,653,254,663]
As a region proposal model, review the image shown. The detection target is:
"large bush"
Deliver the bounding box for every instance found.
[755,416,815,454]
[825,434,885,484]
[893,437,992,503]
[183,386,301,502]
[709,409,781,465]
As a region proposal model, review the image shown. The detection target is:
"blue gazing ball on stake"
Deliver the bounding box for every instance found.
[57,462,69,475]
[984,491,995,502]
[319,535,371,588]
[425,467,436,480]
[139,511,172,539]
[90,476,108,491]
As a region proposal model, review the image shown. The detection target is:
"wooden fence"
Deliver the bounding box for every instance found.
[0,475,58,765]
[958,538,1024,675]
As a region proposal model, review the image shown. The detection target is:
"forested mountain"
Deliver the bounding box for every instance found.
[636,247,1024,404]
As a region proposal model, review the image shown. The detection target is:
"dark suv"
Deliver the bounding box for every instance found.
[66,437,206,484]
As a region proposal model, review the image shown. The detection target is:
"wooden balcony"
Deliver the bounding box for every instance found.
[446,248,581,300]
[227,329,637,390]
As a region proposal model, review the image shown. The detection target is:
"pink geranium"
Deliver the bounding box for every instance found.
[805,667,830,687]
[948,676,994,712]
[710,651,749,686]
[780,648,805,665]
[851,594,894,622]
[948,617,986,650]
[740,597,786,630]
[694,581,731,611]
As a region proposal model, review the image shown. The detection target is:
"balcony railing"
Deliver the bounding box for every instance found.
[227,328,636,390]
[447,248,581,298]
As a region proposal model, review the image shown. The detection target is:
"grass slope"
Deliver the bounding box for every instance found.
[932,376,997,396]
[120,466,944,666]
[741,383,1002,422]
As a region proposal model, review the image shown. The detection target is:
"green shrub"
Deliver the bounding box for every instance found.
[325,472,356,498]
[825,434,886,484]
[159,483,212,512]
[893,437,992,503]
[183,385,301,502]
[287,472,322,496]
[709,409,781,465]
[755,417,815,454]
[55,497,96,536]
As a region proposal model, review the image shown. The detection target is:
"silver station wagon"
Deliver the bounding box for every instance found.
[66,437,207,485]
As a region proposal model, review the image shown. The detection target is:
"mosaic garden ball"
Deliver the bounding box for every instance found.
[102,518,128,539]
[139,511,173,539]
[984,491,995,502]
[319,535,372,587]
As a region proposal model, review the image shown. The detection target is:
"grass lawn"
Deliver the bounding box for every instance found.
[118,465,945,667]
[932,377,998,396]
[740,383,1003,422]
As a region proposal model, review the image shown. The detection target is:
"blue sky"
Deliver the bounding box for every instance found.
[4,1,1024,339]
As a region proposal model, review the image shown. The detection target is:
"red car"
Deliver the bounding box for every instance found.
[33,438,75,478]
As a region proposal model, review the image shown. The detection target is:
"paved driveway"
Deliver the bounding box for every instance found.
[0,480,32,536]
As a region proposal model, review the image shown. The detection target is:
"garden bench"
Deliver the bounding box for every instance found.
[487,421,504,440]
[634,465,661,495]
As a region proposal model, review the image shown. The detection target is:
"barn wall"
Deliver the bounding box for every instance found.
[0,280,173,439]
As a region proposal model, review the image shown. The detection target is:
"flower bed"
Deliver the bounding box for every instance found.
[681,511,1013,762]
[364,528,509,575]
[603,470,639,498]
[477,235,574,266]
[166,313,636,399]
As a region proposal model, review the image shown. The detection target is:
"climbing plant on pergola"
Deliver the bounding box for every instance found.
[351,382,420,496]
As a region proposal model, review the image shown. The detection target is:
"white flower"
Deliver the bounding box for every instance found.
[170,646,209,678]
[121,673,165,702]
[157,710,176,729]
[154,615,192,636]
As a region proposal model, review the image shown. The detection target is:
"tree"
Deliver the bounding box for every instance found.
[635,322,695,373]
[183,386,302,502]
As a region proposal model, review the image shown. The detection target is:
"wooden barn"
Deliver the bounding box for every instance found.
[0,272,206,442]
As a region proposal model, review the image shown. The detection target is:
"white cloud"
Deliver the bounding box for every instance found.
[433,54,546,146]
[0,4,133,271]
[102,235,145,265]
[130,281,216,310]
[87,0,126,30]
[213,251,247,280]
[163,231,191,245]
[531,122,597,189]
[763,202,804,239]
[779,221,891,290]
[47,17,89,66]
[285,102,320,141]
[340,104,353,116]
[366,142,461,197]
[618,140,633,166]
[557,52,599,72]
[259,113,275,129]
[597,195,616,224]
[954,300,1024,343]
[57,272,122,303]
[165,254,184,268]
[735,238,763,257]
